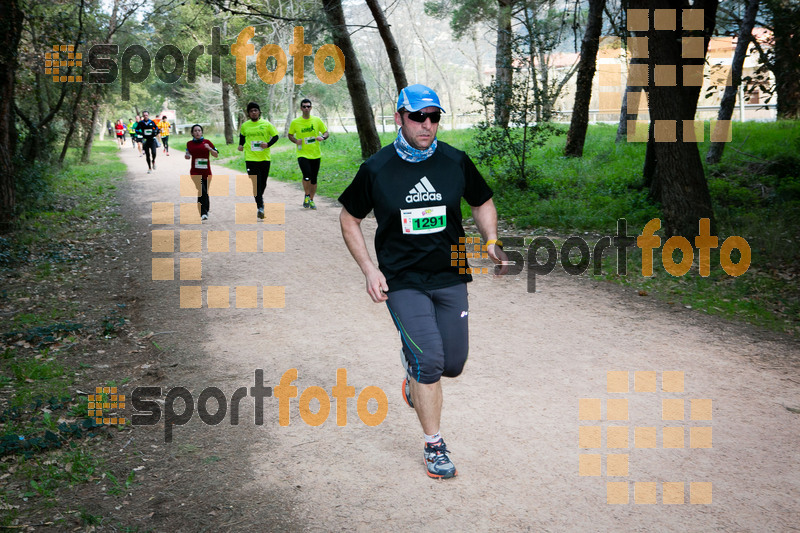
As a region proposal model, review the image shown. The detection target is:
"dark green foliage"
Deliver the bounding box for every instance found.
[0,397,103,458]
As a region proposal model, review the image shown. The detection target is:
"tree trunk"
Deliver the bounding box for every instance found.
[81,0,117,164]
[615,87,629,142]
[364,0,408,93]
[404,2,456,128]
[564,0,607,157]
[230,82,245,132]
[0,0,23,230]
[283,78,297,136]
[494,0,513,127]
[634,0,718,238]
[60,84,85,164]
[222,80,234,144]
[82,86,102,163]
[322,0,381,158]
[706,0,759,164]
[769,0,800,119]
[616,56,646,143]
[469,29,491,123]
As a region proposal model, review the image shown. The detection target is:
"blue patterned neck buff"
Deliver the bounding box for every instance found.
[394,127,437,163]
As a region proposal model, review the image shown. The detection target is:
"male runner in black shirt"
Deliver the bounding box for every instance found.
[339,84,507,479]
[137,111,160,174]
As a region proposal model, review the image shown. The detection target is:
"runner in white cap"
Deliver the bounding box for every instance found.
[339,84,508,479]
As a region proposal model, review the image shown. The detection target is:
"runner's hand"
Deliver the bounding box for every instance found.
[488,243,509,276]
[366,270,389,303]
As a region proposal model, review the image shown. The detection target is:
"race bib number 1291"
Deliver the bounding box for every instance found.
[401,205,446,234]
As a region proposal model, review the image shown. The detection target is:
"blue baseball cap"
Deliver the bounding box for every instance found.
[396,84,445,113]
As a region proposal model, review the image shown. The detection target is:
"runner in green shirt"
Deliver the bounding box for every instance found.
[128,118,136,149]
[287,99,329,210]
[237,102,279,218]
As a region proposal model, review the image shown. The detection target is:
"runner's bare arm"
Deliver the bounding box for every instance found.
[339,208,389,303]
[471,198,509,275]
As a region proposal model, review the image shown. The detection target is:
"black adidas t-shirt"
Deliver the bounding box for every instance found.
[338,142,493,291]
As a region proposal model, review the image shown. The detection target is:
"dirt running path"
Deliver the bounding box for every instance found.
[119,143,799,532]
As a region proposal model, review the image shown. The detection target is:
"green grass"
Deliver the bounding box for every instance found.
[16,446,102,499]
[12,144,125,246]
[215,120,798,334]
[462,119,799,333]
[1,141,129,528]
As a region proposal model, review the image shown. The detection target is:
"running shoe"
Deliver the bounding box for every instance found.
[402,377,413,408]
[201,214,208,220]
[152,162,156,170]
[309,200,316,210]
[423,439,457,479]
[147,169,151,174]
[303,196,310,208]
[257,207,265,219]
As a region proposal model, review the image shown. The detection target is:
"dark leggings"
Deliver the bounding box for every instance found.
[298,157,321,185]
[143,140,157,169]
[162,136,169,151]
[246,160,271,209]
[386,283,469,384]
[197,176,209,215]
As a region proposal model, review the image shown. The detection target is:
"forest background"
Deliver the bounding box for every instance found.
[1,0,799,331]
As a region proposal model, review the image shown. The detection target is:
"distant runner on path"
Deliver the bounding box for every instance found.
[128,117,137,150]
[237,102,279,219]
[158,115,172,156]
[185,124,218,221]
[288,98,329,211]
[115,119,125,149]
[136,111,160,174]
[338,84,508,480]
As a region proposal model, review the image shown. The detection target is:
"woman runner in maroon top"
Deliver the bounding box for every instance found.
[185,124,219,220]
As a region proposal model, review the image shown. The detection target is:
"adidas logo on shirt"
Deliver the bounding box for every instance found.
[405,177,442,203]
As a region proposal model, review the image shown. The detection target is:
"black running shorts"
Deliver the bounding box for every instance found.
[298,157,321,185]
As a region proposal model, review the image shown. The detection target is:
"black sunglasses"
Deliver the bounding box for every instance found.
[405,110,441,123]
[301,104,312,108]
